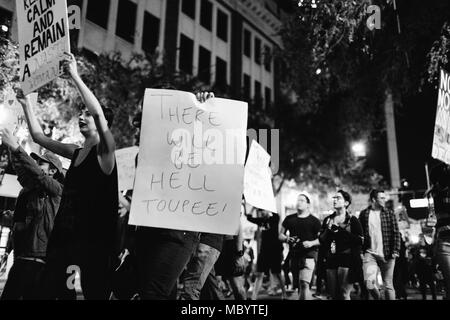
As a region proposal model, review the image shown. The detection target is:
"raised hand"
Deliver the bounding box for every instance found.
[15,88,27,106]
[61,52,78,79]
[196,92,215,103]
[0,128,19,151]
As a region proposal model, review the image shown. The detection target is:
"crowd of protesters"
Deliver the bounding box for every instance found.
[0,54,449,300]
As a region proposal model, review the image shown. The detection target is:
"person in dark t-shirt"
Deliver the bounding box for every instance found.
[280,193,321,300]
[246,209,286,300]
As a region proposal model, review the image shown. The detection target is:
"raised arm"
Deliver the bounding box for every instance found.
[16,91,78,159]
[279,225,290,243]
[0,128,62,196]
[64,53,116,175]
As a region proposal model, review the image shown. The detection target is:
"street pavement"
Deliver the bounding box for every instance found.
[1,276,443,300]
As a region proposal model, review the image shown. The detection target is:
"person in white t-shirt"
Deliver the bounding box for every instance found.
[359,189,401,300]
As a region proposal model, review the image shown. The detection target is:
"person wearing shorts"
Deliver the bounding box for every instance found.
[280,193,321,300]
[246,210,285,300]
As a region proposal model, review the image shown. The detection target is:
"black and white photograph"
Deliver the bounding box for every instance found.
[0,0,450,309]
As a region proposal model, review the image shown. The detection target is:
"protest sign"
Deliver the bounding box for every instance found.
[0,92,37,134]
[243,140,277,213]
[0,174,22,198]
[16,0,71,94]
[129,89,248,235]
[116,146,139,191]
[432,69,450,164]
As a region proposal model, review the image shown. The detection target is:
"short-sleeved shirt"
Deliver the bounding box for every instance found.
[282,213,321,259]
[247,214,282,254]
[200,233,224,252]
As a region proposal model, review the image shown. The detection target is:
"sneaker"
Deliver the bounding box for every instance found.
[312,293,326,300]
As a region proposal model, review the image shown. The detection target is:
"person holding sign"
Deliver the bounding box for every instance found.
[132,88,216,300]
[17,53,118,300]
[246,209,286,300]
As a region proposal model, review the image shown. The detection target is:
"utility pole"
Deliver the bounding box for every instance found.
[385,89,401,189]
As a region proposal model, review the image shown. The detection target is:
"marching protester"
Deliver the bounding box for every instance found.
[17,53,118,300]
[359,189,401,300]
[213,226,247,300]
[130,89,216,300]
[319,190,363,300]
[427,162,450,300]
[0,128,63,300]
[411,247,437,300]
[393,235,408,300]
[246,209,286,300]
[179,232,224,300]
[279,193,321,300]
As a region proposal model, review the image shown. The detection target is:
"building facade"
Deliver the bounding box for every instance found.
[0,0,285,107]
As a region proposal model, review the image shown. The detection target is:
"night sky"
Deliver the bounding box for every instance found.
[274,0,447,192]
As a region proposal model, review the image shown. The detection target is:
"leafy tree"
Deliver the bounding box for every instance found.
[273,0,450,194]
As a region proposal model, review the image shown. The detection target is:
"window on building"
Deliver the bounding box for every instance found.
[116,0,137,43]
[81,48,99,62]
[200,0,212,31]
[87,0,110,29]
[264,45,272,72]
[265,87,272,109]
[254,37,261,65]
[142,12,160,54]
[182,0,196,20]
[0,7,12,39]
[243,74,251,100]
[216,9,228,42]
[198,46,211,84]
[179,34,194,74]
[254,80,262,107]
[215,57,227,89]
[243,29,251,58]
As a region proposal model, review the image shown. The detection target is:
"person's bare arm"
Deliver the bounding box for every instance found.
[17,91,77,159]
[63,53,116,175]
[279,225,290,243]
[302,239,320,248]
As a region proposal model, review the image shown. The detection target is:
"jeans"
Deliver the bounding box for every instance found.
[1,259,45,300]
[226,275,247,300]
[180,243,221,300]
[435,239,450,300]
[362,252,396,300]
[200,267,225,300]
[135,227,199,300]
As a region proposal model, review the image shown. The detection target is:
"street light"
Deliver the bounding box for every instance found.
[351,141,367,157]
[0,25,8,33]
[298,0,318,9]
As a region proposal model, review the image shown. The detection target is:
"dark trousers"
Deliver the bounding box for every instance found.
[282,252,292,287]
[419,277,437,300]
[200,267,225,300]
[135,228,199,300]
[1,259,45,300]
[39,246,113,300]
